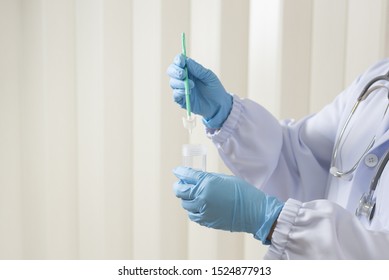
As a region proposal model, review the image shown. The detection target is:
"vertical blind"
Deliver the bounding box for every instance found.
[0,0,388,259]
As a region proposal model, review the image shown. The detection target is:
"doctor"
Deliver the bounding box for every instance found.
[167,54,389,259]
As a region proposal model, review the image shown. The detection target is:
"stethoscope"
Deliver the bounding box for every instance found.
[329,69,389,222]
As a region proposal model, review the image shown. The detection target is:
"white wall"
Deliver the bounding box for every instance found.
[0,0,388,259]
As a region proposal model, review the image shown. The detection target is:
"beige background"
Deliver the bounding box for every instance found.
[1,0,389,259]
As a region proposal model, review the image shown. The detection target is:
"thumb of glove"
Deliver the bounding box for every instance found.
[173,166,205,184]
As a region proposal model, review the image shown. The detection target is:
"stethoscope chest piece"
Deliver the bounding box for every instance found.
[355,149,389,222]
[355,191,376,221]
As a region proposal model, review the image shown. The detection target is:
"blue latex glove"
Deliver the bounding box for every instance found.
[173,166,284,244]
[167,54,233,129]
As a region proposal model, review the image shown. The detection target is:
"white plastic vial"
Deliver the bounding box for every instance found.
[182,144,207,171]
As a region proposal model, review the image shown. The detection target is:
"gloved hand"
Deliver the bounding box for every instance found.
[167,54,233,129]
[173,166,284,244]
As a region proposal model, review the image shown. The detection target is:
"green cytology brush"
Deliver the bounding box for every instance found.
[181,32,196,133]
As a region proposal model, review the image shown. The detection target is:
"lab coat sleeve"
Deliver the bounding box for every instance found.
[207,59,388,202]
[207,94,346,202]
[204,58,389,259]
[265,198,389,259]
[207,96,284,194]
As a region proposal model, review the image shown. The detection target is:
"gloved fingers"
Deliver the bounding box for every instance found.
[173,166,205,184]
[187,212,205,224]
[174,180,206,214]
[169,77,195,90]
[186,57,215,81]
[173,53,186,68]
[171,54,217,84]
[173,181,196,200]
[169,77,185,90]
[173,89,185,106]
[166,63,185,80]
[181,198,204,213]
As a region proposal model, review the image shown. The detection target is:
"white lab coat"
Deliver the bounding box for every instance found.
[208,58,389,259]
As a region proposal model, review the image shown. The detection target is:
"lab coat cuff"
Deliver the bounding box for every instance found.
[264,199,302,259]
[206,95,243,142]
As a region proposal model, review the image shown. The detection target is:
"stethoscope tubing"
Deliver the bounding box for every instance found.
[331,69,389,221]
[358,70,389,101]
[330,70,389,179]
[370,149,389,192]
